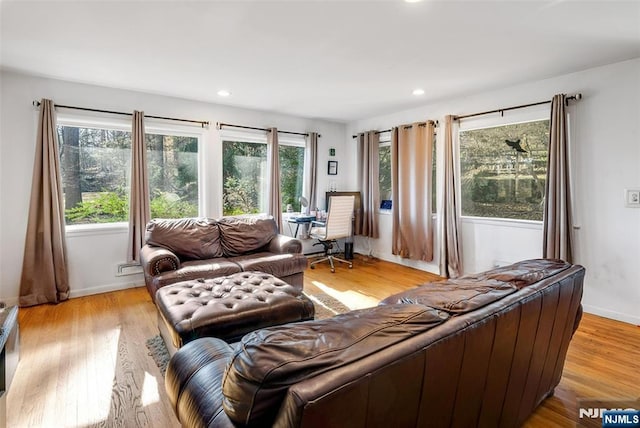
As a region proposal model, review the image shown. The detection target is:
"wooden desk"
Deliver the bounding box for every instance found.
[286,215,316,238]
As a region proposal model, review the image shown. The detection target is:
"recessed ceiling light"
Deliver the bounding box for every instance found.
[217,90,231,97]
[412,88,425,96]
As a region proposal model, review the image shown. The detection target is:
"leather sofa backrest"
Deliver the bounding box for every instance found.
[380,258,571,314]
[145,217,223,260]
[217,215,278,257]
[222,304,450,426]
[273,262,585,428]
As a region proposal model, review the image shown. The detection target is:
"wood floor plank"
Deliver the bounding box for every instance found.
[7,256,639,427]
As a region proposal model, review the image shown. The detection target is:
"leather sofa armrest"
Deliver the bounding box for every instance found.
[140,244,181,276]
[268,234,302,254]
[165,338,236,428]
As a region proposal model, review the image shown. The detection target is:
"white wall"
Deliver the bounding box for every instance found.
[348,58,640,325]
[0,71,349,304]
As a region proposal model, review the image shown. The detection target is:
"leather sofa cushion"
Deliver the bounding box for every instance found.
[228,252,308,279]
[146,217,223,260]
[149,259,243,300]
[381,258,571,314]
[221,304,449,426]
[217,216,277,257]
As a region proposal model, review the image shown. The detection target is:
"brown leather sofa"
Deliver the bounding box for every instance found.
[140,216,308,302]
[166,259,585,427]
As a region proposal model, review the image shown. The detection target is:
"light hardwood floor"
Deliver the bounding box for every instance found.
[8,256,640,427]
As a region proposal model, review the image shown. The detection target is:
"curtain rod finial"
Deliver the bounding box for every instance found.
[32,100,41,107]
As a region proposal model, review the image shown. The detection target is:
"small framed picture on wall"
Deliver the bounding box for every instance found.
[328,160,338,175]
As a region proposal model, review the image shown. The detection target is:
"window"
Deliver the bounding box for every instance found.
[59,124,132,224]
[378,140,392,206]
[222,140,268,216]
[146,132,199,218]
[459,119,549,221]
[222,136,305,216]
[378,134,436,213]
[279,144,305,212]
[58,121,200,225]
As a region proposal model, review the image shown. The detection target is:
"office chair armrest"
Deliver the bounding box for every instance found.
[311,220,326,227]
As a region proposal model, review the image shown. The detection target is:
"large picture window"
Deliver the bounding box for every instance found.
[459,119,549,221]
[58,122,199,225]
[222,137,305,216]
[222,140,268,216]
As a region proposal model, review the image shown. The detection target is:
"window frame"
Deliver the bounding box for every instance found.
[457,108,550,223]
[57,113,204,233]
[220,130,307,216]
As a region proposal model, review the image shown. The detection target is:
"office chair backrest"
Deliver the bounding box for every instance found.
[324,195,355,241]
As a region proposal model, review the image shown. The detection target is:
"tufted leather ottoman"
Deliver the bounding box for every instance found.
[155,271,315,354]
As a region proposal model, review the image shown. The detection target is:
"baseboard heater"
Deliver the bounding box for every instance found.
[116,263,143,276]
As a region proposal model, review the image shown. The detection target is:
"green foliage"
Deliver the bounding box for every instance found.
[65,191,198,224]
[223,176,261,216]
[65,191,128,224]
[221,140,305,215]
[59,126,200,224]
[150,192,198,218]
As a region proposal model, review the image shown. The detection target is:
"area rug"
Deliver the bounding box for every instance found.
[146,291,351,376]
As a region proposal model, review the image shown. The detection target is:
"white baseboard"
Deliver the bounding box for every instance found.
[364,249,440,276]
[582,304,640,326]
[0,280,145,307]
[68,280,145,299]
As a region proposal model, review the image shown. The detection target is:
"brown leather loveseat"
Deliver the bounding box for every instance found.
[166,259,585,427]
[140,215,308,301]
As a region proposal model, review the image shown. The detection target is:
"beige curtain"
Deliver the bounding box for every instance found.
[391,122,434,261]
[305,132,318,211]
[267,128,283,231]
[543,94,574,262]
[127,111,150,263]
[356,131,379,238]
[19,98,70,306]
[439,115,463,277]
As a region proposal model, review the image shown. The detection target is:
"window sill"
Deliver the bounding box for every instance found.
[461,216,543,230]
[65,222,129,238]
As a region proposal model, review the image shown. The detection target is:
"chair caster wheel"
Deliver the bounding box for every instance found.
[310,265,315,269]
[331,269,335,273]
[348,264,353,269]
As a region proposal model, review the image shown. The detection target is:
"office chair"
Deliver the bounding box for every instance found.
[309,195,355,273]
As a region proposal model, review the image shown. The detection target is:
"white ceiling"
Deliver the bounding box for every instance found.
[1,1,639,122]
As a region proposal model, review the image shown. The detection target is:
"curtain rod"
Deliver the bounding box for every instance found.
[351,120,438,139]
[454,93,582,121]
[216,122,320,138]
[32,100,210,128]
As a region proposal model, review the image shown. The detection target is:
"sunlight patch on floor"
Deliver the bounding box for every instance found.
[141,371,160,406]
[311,280,379,310]
[81,326,122,426]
